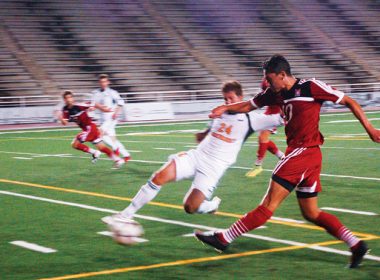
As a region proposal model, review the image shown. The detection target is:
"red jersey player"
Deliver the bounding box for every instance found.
[196,55,380,268]
[60,91,125,169]
[246,78,284,177]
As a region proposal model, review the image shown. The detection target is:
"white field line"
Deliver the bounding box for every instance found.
[13,157,33,160]
[1,190,380,263]
[320,111,380,117]
[1,150,379,182]
[270,217,306,224]
[0,121,207,135]
[1,136,379,151]
[325,118,380,124]
[10,240,57,253]
[154,147,176,151]
[321,207,377,216]
[125,129,199,136]
[97,231,148,243]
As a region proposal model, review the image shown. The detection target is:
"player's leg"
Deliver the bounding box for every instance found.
[297,194,368,268]
[108,121,130,159]
[246,130,269,177]
[71,138,97,155]
[195,179,289,251]
[183,186,221,214]
[266,139,284,159]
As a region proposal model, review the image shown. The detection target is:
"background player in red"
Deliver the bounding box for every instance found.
[196,54,380,268]
[60,91,125,168]
[246,78,284,177]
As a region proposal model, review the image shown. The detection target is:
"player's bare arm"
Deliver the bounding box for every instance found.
[112,105,122,120]
[209,100,256,119]
[339,95,380,143]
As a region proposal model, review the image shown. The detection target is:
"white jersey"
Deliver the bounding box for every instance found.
[91,87,125,123]
[196,111,284,165]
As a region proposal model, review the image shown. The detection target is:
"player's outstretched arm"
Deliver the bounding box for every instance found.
[339,96,380,143]
[209,100,256,119]
[94,103,113,113]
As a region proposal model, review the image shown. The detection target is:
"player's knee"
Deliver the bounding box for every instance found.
[184,202,198,214]
[71,141,78,148]
[301,210,320,223]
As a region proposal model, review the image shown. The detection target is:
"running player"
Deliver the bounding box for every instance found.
[102,81,284,226]
[246,78,284,177]
[92,74,131,161]
[195,55,380,268]
[60,91,125,168]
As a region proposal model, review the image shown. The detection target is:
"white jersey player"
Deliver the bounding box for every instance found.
[92,74,130,161]
[102,81,284,231]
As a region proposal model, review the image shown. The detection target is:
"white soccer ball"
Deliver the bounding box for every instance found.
[109,220,144,245]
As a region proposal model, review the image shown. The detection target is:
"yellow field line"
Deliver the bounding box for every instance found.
[1,178,377,239]
[38,236,380,280]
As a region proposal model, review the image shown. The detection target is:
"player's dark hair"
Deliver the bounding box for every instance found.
[263,54,292,75]
[62,90,73,99]
[222,80,243,96]
[98,74,109,80]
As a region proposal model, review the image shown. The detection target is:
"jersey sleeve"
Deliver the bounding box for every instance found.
[310,80,344,104]
[62,109,69,120]
[250,90,274,108]
[112,90,125,106]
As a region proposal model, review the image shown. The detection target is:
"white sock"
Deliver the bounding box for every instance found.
[196,198,220,214]
[276,150,284,159]
[115,140,130,157]
[102,135,117,150]
[88,148,97,155]
[120,181,161,218]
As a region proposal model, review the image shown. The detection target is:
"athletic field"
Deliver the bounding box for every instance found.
[0,111,379,280]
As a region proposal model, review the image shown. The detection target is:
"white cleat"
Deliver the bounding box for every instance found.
[92,150,101,164]
[101,213,132,225]
[112,159,125,169]
[208,196,222,214]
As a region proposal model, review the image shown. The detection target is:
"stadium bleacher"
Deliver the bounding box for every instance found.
[0,0,379,103]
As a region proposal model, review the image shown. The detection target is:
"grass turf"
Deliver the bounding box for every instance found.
[0,111,379,279]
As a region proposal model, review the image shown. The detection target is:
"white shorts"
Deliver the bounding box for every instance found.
[169,149,229,200]
[100,120,117,136]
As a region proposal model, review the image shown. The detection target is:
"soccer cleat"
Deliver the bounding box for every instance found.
[348,241,369,268]
[91,150,101,164]
[195,231,229,253]
[114,148,120,156]
[101,213,132,225]
[124,156,131,162]
[112,159,125,169]
[245,166,263,178]
[208,196,222,214]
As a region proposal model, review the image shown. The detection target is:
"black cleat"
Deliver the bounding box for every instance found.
[195,231,229,253]
[349,241,369,269]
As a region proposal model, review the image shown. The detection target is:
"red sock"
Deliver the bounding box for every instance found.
[220,205,272,244]
[98,146,113,158]
[315,211,360,248]
[257,142,268,161]
[267,141,279,155]
[75,143,90,153]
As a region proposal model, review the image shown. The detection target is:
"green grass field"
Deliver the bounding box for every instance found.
[0,111,379,280]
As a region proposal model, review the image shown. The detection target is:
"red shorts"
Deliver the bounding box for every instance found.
[75,123,102,144]
[271,146,322,198]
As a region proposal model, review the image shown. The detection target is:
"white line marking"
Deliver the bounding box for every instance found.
[125,129,199,136]
[128,150,142,153]
[97,231,148,243]
[154,148,176,151]
[10,240,57,253]
[1,190,380,263]
[271,217,306,224]
[13,157,32,160]
[1,150,379,182]
[321,207,377,216]
[325,118,380,124]
[184,145,198,148]
[320,111,380,117]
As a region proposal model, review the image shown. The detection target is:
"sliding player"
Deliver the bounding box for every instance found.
[92,74,131,161]
[246,79,284,177]
[102,81,284,226]
[60,91,125,169]
[195,54,380,268]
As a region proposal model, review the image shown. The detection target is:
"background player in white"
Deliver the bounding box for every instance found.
[102,81,284,226]
[92,74,131,161]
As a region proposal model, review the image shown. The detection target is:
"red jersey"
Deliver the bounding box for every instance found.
[251,78,344,148]
[62,104,94,131]
[264,105,282,115]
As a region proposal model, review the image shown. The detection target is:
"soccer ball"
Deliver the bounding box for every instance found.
[109,220,144,245]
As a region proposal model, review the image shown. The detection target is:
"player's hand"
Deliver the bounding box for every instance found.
[195,132,206,143]
[368,127,380,143]
[60,119,68,125]
[112,112,118,120]
[209,105,227,119]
